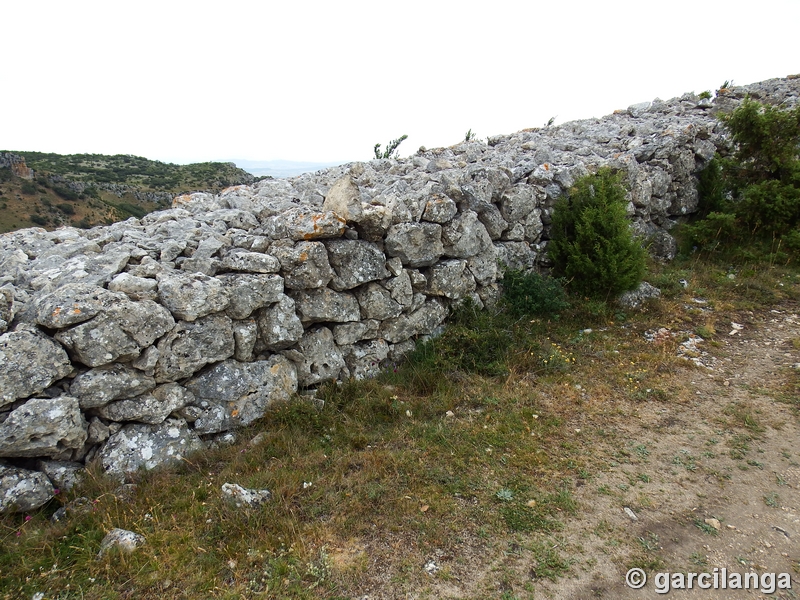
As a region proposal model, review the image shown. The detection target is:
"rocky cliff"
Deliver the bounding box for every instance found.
[1,77,799,513]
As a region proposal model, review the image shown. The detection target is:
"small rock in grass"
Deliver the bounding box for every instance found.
[97,528,145,558]
[221,483,271,508]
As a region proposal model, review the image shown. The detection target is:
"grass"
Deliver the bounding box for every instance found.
[1,252,799,598]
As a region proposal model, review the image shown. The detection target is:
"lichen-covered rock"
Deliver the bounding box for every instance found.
[332,320,380,346]
[0,286,14,333]
[95,383,193,425]
[156,271,231,321]
[69,364,156,409]
[0,327,73,408]
[36,460,84,492]
[220,250,281,274]
[385,222,444,267]
[0,397,87,458]
[232,319,258,361]
[322,175,363,223]
[99,418,204,478]
[55,300,175,368]
[442,211,492,258]
[271,241,334,289]
[218,273,283,319]
[426,259,477,299]
[493,241,539,272]
[256,294,304,350]
[324,239,389,290]
[107,273,158,301]
[97,528,146,557]
[617,281,662,309]
[344,339,390,379]
[422,194,458,223]
[379,298,449,343]
[33,283,123,329]
[221,483,271,508]
[354,282,403,320]
[291,288,360,324]
[265,208,346,241]
[154,314,235,382]
[0,465,55,514]
[187,356,297,434]
[290,327,346,386]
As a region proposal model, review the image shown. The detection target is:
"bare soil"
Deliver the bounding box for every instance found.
[358,305,800,599]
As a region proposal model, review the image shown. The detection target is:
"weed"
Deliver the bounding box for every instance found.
[694,519,719,536]
[373,135,408,160]
[764,492,780,507]
[689,552,708,566]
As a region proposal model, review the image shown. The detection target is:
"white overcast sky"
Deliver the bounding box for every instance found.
[3,0,798,165]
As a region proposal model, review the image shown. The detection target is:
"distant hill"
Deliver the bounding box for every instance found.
[0,152,260,234]
[229,159,348,178]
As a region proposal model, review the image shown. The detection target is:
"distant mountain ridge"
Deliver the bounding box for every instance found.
[0,151,258,233]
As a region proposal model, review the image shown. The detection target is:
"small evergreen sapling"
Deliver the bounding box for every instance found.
[548,168,646,299]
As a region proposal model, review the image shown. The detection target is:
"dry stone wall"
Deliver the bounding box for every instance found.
[1,77,799,513]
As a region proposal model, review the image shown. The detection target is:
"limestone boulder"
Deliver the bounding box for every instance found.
[378,298,448,343]
[442,211,491,258]
[232,319,258,361]
[220,250,281,274]
[0,397,87,458]
[36,460,84,492]
[70,364,157,409]
[344,339,390,380]
[0,465,55,514]
[289,327,346,387]
[354,283,403,320]
[99,418,204,478]
[0,327,73,408]
[108,273,158,302]
[33,283,124,329]
[271,241,333,289]
[55,300,175,368]
[154,314,235,382]
[290,288,360,324]
[426,260,477,299]
[324,239,389,291]
[187,356,297,434]
[218,274,283,320]
[95,383,193,425]
[323,175,363,222]
[157,272,231,321]
[385,223,444,267]
[256,294,304,351]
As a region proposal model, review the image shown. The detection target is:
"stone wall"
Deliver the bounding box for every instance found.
[1,77,798,513]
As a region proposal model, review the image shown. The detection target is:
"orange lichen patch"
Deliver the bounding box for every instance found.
[172,194,192,207]
[298,251,308,262]
[543,163,550,171]
[231,409,239,418]
[52,307,62,316]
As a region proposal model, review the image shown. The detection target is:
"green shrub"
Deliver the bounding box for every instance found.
[56,202,75,215]
[20,181,37,195]
[53,185,79,201]
[501,269,569,318]
[687,98,800,253]
[373,135,408,160]
[548,168,646,299]
[30,214,48,226]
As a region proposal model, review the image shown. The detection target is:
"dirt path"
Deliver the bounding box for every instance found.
[535,307,800,599]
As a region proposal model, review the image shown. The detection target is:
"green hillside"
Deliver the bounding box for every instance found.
[0,152,260,234]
